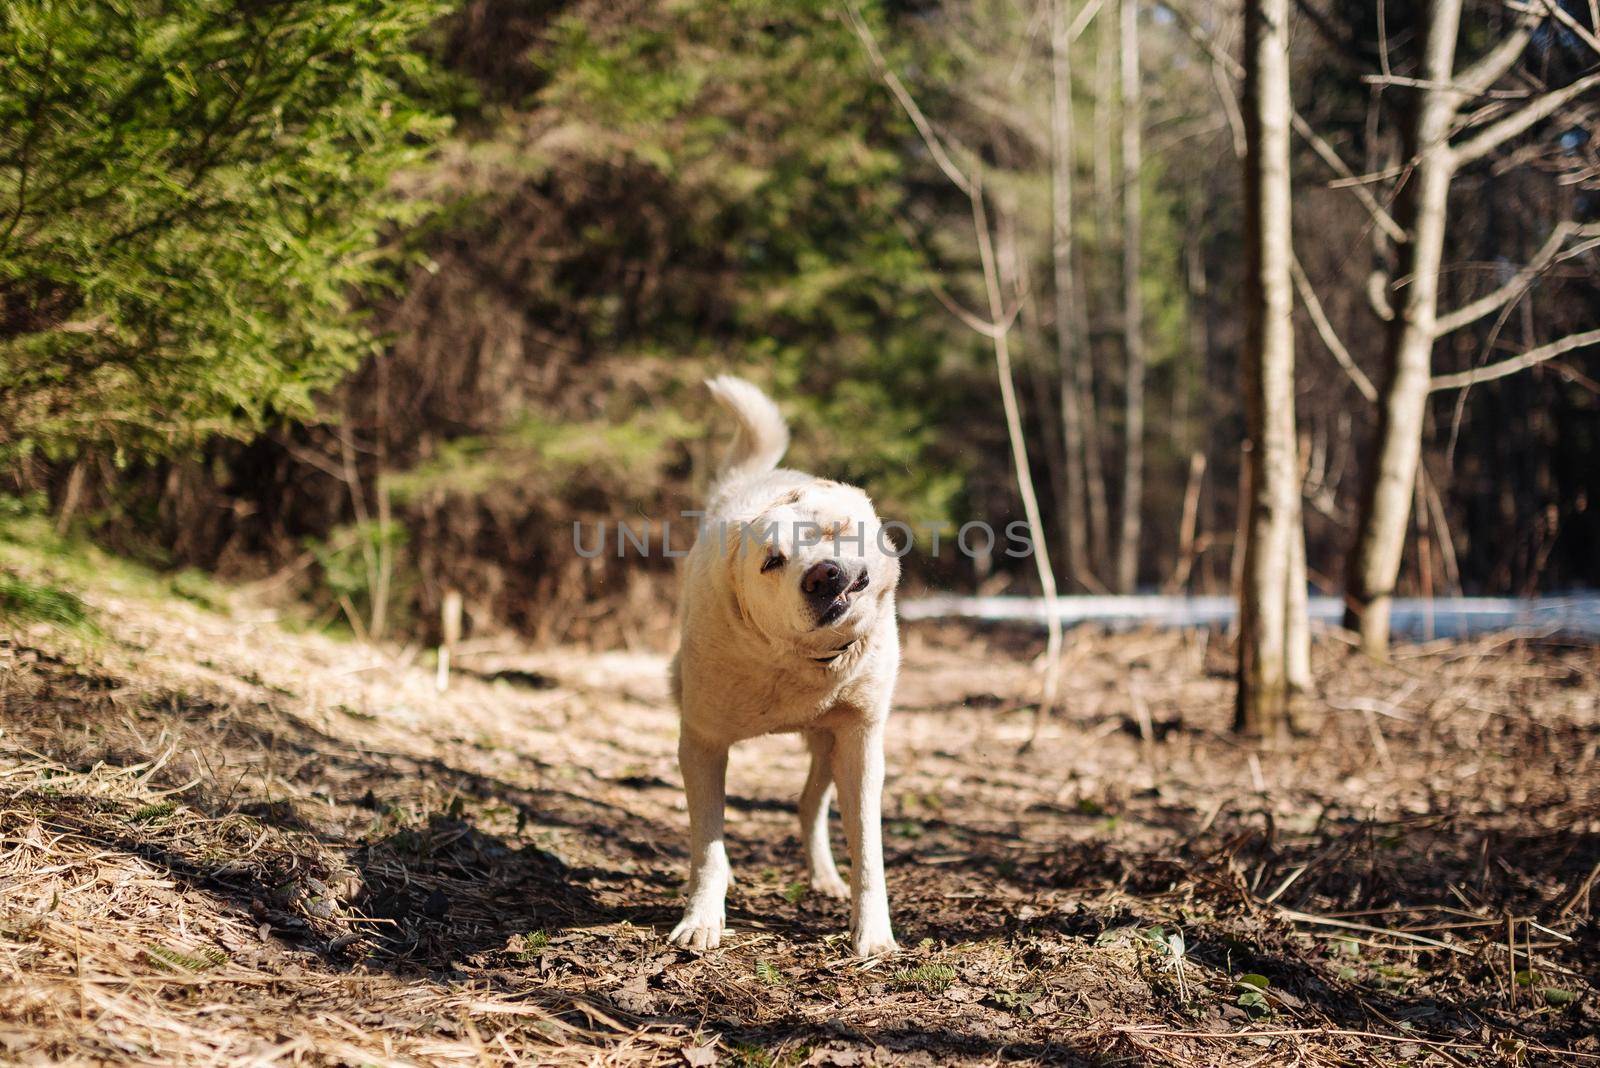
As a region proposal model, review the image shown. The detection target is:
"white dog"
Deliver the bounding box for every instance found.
[667,376,901,957]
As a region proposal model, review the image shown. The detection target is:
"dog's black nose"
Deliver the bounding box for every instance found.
[801,560,850,602]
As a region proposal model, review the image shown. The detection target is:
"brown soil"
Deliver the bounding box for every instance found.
[2,576,1597,1065]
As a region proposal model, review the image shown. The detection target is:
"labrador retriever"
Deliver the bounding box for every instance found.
[667,376,901,957]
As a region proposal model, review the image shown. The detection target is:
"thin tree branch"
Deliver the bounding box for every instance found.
[1290,0,1368,72]
[1005,0,1104,86]
[1069,0,1104,41]
[1362,74,1504,91]
[841,1,974,197]
[1529,0,1600,58]
[1290,112,1408,244]
[1166,0,1408,242]
[1212,56,1248,158]
[1367,270,1396,321]
[1290,253,1378,402]
[1006,0,1051,85]
[1377,0,1391,81]
[925,274,1025,338]
[1429,329,1600,391]
[927,279,998,336]
[1454,16,1536,96]
[1556,236,1600,263]
[844,0,1063,722]
[1328,161,1406,188]
[1451,70,1600,167]
[1434,221,1600,336]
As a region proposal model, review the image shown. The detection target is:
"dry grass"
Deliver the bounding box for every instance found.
[1,563,1597,1065]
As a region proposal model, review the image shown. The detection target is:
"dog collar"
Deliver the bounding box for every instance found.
[812,638,858,665]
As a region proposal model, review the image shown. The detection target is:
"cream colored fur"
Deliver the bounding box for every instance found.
[667,376,901,957]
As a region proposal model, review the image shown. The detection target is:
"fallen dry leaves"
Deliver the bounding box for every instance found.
[1,575,1597,1065]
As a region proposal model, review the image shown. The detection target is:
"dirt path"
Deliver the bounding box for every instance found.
[2,567,1597,1065]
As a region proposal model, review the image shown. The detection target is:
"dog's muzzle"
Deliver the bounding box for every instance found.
[801,559,865,627]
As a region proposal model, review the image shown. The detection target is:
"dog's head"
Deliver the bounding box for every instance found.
[726,481,900,655]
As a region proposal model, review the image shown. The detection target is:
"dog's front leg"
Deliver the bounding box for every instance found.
[830,720,897,956]
[669,730,730,950]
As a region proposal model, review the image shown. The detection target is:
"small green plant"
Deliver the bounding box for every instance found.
[146,945,228,972]
[0,493,48,521]
[511,930,550,961]
[754,959,783,985]
[990,989,1042,1015]
[166,569,224,611]
[892,963,956,994]
[304,519,412,637]
[1371,962,1419,991]
[1235,972,1272,1018]
[0,572,95,631]
[724,1041,807,1068]
[1143,926,1190,1001]
[131,801,178,824]
[782,881,808,905]
[898,790,943,813]
[1094,925,1136,946]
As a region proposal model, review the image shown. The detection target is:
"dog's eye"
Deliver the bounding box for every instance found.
[760,551,786,574]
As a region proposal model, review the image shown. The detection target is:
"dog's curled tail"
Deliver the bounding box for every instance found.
[706,375,789,482]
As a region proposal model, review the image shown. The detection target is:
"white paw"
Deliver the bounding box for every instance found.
[668,913,724,951]
[810,872,850,900]
[849,920,899,957]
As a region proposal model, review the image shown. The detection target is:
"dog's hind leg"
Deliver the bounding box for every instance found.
[800,730,848,900]
[669,730,730,951]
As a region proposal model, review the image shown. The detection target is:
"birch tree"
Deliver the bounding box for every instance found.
[1116,0,1145,593]
[1344,1,1600,654]
[1049,0,1101,591]
[1086,0,1117,577]
[1237,0,1311,735]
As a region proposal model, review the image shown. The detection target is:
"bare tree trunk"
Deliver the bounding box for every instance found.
[1165,451,1206,593]
[1341,4,1588,653]
[1236,0,1309,737]
[1049,0,1092,591]
[1093,2,1116,246]
[1079,329,1110,582]
[1229,451,1248,635]
[1286,495,1311,690]
[1180,213,1207,456]
[974,190,1066,724]
[1001,209,1069,553]
[54,459,87,536]
[1085,0,1116,579]
[1116,0,1145,593]
[1344,0,1462,656]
